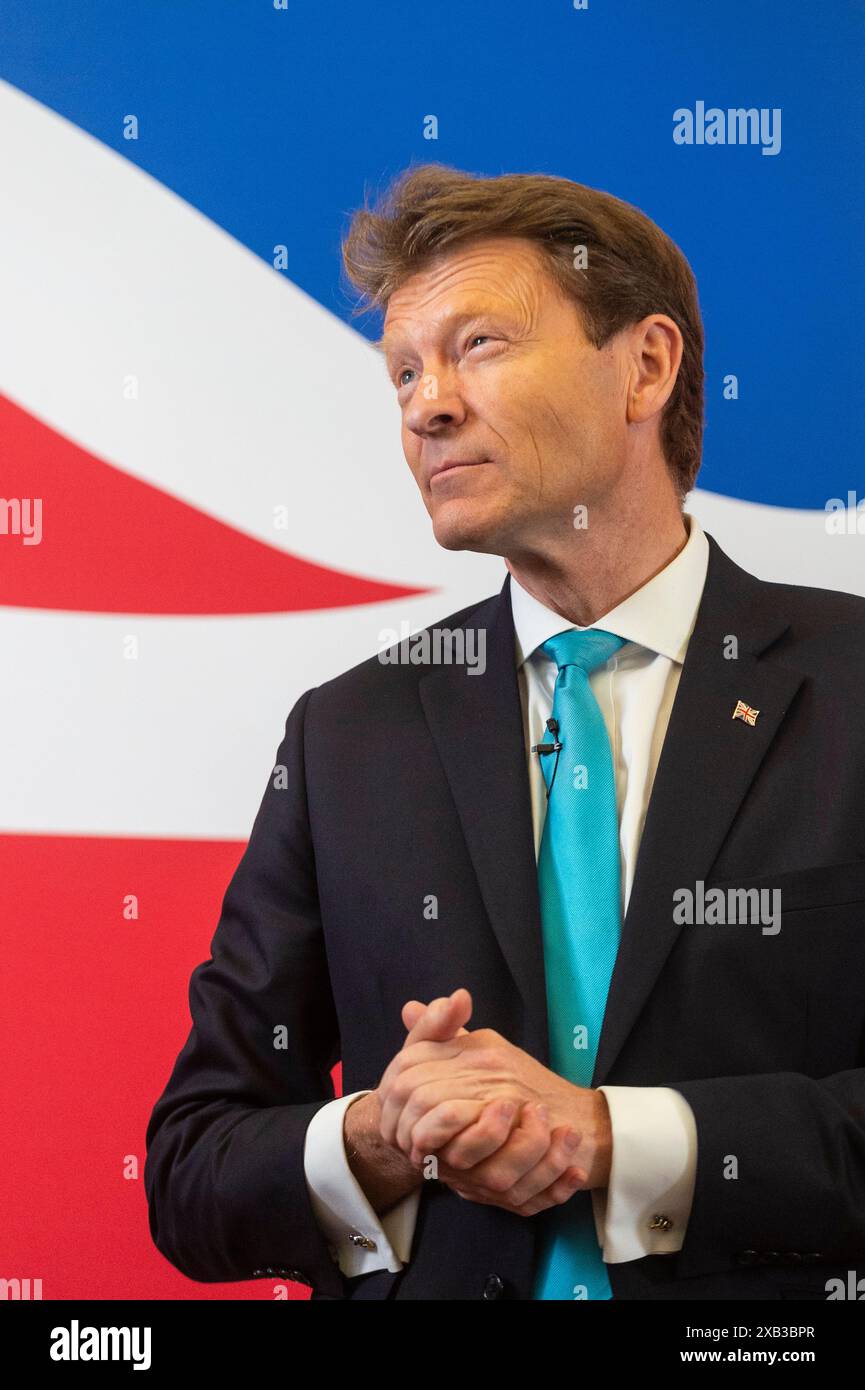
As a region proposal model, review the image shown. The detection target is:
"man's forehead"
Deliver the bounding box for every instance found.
[378,242,546,354]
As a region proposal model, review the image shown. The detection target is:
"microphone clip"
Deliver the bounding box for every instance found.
[531,717,561,755]
[532,718,563,800]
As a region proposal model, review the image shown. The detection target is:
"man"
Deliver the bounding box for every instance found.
[144,164,865,1300]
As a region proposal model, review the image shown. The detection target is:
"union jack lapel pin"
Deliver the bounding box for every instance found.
[732,699,760,726]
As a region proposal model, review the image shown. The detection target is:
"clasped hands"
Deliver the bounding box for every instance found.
[373,987,612,1217]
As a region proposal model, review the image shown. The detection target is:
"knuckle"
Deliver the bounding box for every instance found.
[471,1047,495,1069]
[476,1109,504,1134]
[391,1075,414,1105]
[435,1103,460,1129]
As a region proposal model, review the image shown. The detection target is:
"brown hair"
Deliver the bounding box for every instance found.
[341,163,705,500]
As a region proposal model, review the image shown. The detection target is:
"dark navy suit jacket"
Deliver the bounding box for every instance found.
[144,533,865,1299]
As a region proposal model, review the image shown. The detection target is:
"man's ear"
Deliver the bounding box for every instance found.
[627,313,683,423]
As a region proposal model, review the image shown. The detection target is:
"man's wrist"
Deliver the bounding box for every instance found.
[343,1091,424,1215]
[589,1087,613,1189]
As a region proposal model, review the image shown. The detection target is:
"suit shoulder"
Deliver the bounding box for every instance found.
[759,574,865,632]
[748,572,865,679]
[309,585,502,709]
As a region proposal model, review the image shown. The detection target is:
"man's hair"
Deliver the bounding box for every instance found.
[341,163,705,501]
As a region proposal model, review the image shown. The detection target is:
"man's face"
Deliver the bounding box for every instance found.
[379,235,632,556]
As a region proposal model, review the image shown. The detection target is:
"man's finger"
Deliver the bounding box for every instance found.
[439,1101,551,1189]
[406,1098,487,1164]
[377,1037,465,1100]
[410,1097,520,1167]
[400,1001,426,1031]
[377,990,474,1148]
[506,1125,585,1209]
[514,1167,586,1218]
[384,1070,479,1150]
[401,988,472,1046]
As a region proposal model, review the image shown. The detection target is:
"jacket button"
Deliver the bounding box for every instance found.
[482,1274,505,1300]
[251,1266,308,1284]
[784,1252,803,1264]
[801,1252,823,1264]
[736,1250,759,1266]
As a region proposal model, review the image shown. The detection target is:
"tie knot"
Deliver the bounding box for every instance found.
[540,626,625,675]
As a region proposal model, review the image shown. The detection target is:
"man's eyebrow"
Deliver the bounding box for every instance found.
[376,309,511,364]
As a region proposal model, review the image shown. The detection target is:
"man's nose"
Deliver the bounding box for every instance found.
[403,367,468,436]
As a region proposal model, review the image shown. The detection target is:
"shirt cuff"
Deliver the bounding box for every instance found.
[590,1086,698,1263]
[303,1090,422,1277]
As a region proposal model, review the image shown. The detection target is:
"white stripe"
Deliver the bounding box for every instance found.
[0,79,484,588]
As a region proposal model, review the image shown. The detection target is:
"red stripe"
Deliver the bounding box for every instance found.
[0,832,343,1298]
[0,394,431,614]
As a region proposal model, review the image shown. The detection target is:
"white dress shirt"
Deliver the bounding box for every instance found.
[303,513,709,1279]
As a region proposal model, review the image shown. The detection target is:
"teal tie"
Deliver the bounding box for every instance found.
[530,627,626,1301]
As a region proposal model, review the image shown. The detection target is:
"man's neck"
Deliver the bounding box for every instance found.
[505,511,690,628]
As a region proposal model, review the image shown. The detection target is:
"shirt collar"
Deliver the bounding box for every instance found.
[509,511,710,669]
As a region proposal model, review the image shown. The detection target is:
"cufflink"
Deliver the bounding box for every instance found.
[648,1214,673,1231]
[348,1232,377,1251]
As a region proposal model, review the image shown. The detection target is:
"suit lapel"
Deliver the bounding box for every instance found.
[592,535,805,1083]
[418,573,551,1063]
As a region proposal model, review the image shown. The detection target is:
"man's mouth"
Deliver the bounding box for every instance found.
[429,458,489,485]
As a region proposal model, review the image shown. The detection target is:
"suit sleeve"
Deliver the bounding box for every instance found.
[143,686,347,1297]
[669,1069,865,1277]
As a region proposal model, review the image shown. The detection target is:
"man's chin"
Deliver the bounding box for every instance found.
[429,500,508,555]
[432,518,501,554]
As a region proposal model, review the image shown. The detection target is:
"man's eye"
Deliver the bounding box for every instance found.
[397,368,415,387]
[467,334,490,349]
